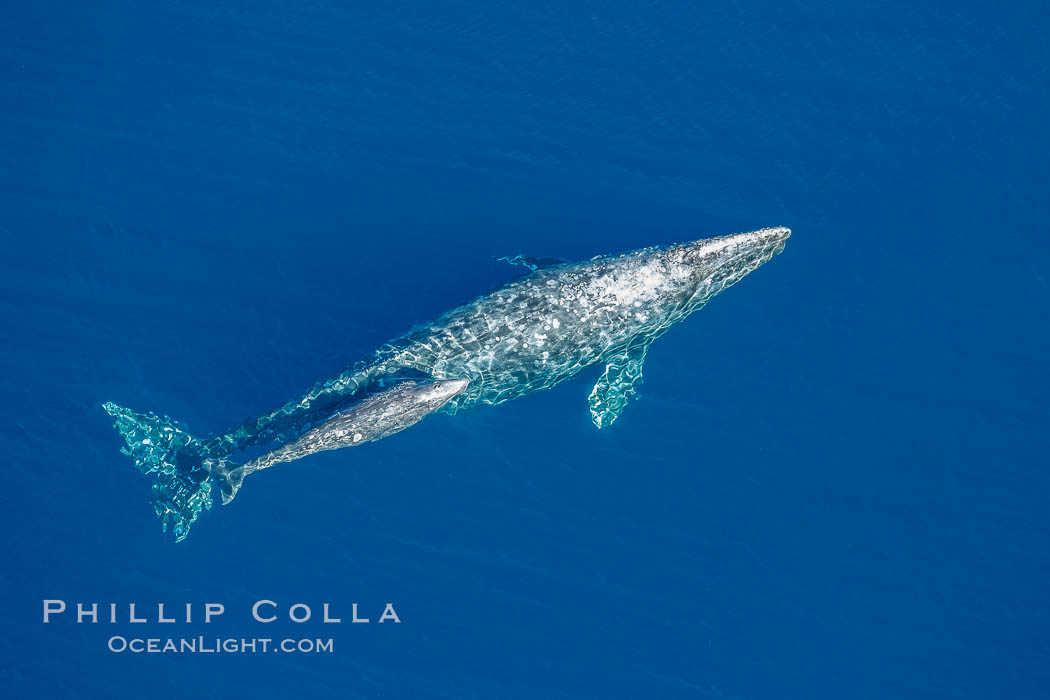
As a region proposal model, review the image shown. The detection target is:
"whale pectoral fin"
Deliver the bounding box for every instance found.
[588,345,648,430]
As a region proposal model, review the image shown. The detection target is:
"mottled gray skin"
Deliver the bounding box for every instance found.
[209,227,790,458]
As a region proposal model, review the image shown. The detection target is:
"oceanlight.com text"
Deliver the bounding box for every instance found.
[107,636,334,654]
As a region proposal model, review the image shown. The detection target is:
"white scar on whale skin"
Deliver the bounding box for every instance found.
[104,227,790,540]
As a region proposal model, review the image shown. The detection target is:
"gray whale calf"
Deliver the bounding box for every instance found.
[209,378,469,504]
[105,226,790,540]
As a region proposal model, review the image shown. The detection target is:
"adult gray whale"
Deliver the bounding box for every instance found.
[105,226,790,541]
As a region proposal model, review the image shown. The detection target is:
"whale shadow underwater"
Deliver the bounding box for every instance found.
[104,227,790,541]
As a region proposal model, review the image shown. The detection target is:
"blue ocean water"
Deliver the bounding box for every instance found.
[2,1,1047,697]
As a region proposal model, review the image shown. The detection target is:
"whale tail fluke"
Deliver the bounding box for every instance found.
[205,459,247,505]
[102,402,217,542]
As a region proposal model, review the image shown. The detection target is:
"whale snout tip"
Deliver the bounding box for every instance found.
[759,226,791,244]
[741,226,790,255]
[767,226,791,253]
[436,378,470,398]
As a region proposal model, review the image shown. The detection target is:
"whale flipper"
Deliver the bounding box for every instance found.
[588,344,649,429]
